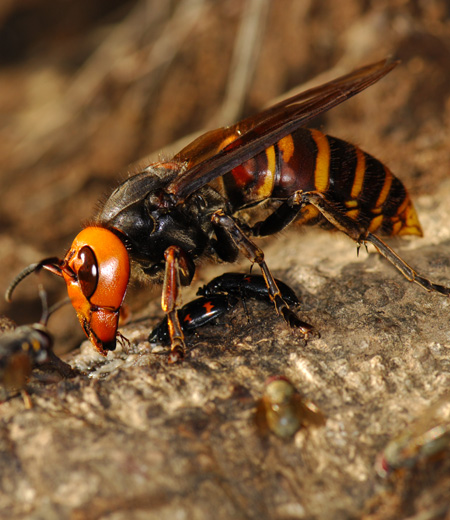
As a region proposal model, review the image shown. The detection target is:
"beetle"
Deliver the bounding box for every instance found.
[149,272,301,345]
[6,58,450,362]
[148,294,238,346]
[197,272,300,307]
[0,286,75,405]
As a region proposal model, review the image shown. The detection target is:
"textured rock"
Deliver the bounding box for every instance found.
[2,182,450,518]
[0,1,449,518]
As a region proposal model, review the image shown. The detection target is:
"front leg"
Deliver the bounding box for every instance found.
[161,246,195,363]
[211,210,314,338]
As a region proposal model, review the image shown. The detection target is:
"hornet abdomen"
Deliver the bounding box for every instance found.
[220,127,422,238]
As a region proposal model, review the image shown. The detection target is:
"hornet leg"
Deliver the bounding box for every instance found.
[366,233,450,295]
[299,190,450,296]
[161,246,195,363]
[251,195,306,237]
[211,209,314,338]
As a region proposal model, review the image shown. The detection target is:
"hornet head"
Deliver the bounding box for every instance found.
[6,227,130,355]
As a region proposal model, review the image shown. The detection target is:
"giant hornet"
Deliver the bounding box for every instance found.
[6,59,450,363]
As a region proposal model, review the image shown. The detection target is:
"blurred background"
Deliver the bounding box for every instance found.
[0,0,448,353]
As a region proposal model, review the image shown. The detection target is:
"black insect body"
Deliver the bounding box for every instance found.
[0,288,74,405]
[7,59,450,362]
[148,294,238,346]
[197,272,300,307]
[0,322,52,391]
[149,272,301,345]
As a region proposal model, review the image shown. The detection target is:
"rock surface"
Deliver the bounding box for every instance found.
[0,1,449,519]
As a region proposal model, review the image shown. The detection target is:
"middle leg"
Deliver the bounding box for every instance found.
[211,209,314,338]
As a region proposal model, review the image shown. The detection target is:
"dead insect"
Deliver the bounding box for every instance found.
[0,286,74,405]
[149,272,301,345]
[256,376,325,438]
[6,59,450,362]
[148,294,237,346]
[376,394,450,478]
[197,272,300,307]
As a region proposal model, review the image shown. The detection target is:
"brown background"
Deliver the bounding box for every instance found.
[0,1,449,519]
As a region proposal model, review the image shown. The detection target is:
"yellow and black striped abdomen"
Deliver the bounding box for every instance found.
[221,127,422,238]
[307,129,423,237]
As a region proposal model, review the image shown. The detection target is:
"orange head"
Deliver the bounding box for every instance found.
[50,227,130,354]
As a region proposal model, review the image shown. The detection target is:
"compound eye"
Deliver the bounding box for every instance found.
[77,246,98,300]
